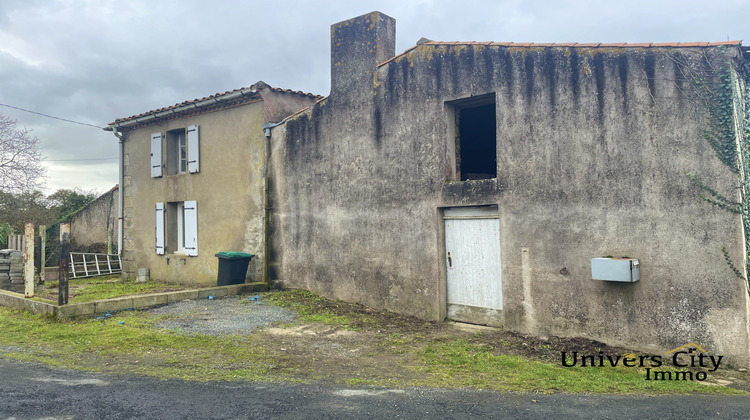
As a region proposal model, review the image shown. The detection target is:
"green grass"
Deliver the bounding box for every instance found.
[415,339,744,394]
[263,289,375,330]
[0,306,279,382]
[69,278,181,302]
[0,290,746,394]
[40,275,194,303]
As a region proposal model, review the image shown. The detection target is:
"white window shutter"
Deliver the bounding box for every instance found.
[187,125,200,173]
[151,133,163,178]
[184,200,198,256]
[155,202,165,255]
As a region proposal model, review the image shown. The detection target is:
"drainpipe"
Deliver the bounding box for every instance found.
[262,122,282,285]
[104,127,124,256]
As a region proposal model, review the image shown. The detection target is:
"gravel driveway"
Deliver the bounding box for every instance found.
[147,295,297,336]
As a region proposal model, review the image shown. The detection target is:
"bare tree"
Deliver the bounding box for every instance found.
[0,114,45,193]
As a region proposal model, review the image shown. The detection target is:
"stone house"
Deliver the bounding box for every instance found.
[268,12,750,365]
[107,82,319,284]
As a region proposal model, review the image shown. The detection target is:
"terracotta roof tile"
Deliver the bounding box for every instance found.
[110,81,322,127]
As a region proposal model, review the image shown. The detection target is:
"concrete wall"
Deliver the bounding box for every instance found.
[121,90,317,285]
[70,186,118,253]
[269,12,750,365]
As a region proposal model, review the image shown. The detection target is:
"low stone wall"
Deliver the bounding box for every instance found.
[0,282,268,318]
[43,267,59,283]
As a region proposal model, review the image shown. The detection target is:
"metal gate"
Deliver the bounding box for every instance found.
[444,206,502,326]
[69,253,122,278]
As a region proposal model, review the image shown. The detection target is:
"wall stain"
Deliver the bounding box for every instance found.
[373,105,383,146]
[543,49,557,109]
[593,54,606,122]
[482,47,495,85]
[499,48,514,101]
[401,59,409,92]
[645,52,656,105]
[617,54,628,109]
[524,52,535,108]
[570,49,580,105]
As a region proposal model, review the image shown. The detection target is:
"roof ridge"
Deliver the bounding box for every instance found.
[110,81,323,126]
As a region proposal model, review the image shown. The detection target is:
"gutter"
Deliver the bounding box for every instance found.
[109,88,260,130]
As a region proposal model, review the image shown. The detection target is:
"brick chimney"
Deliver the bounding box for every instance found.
[330,11,396,97]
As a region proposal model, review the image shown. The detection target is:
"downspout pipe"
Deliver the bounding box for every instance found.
[261,122,282,285]
[104,126,124,256]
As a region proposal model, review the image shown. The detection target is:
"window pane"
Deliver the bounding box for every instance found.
[179,134,187,173]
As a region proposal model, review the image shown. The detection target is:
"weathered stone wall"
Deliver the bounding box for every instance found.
[70,186,118,253]
[269,13,750,365]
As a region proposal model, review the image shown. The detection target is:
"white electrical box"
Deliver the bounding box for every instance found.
[591,258,640,282]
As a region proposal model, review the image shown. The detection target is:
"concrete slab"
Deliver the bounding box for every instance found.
[56,302,96,318]
[130,293,169,308]
[198,288,227,298]
[94,297,134,313]
[0,290,55,316]
[167,290,200,303]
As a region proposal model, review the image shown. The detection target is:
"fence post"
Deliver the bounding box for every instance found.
[58,223,70,305]
[38,225,46,284]
[24,223,34,298]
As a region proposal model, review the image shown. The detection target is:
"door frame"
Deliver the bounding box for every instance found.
[438,204,504,326]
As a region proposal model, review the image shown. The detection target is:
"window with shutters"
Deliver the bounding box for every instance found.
[152,124,200,178]
[156,200,198,256]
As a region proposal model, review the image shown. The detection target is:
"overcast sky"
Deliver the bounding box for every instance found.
[2,0,750,196]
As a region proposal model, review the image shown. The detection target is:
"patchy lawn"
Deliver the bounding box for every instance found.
[0,289,747,394]
[36,275,213,303]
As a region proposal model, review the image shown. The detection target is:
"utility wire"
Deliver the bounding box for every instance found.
[47,158,118,162]
[0,103,105,129]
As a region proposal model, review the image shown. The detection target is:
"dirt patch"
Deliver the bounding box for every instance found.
[134,292,750,390]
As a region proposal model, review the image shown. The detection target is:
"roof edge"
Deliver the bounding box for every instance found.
[108,81,322,130]
[377,40,743,68]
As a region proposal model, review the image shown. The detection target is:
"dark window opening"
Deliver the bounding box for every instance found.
[455,99,496,181]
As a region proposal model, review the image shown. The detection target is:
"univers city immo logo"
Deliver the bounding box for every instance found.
[561,342,723,381]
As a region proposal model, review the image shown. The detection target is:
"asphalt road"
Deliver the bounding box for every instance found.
[1,358,749,419]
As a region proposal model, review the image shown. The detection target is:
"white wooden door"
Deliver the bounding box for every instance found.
[444,206,502,325]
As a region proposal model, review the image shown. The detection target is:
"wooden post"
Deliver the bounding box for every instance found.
[38,225,46,284]
[34,235,41,283]
[58,223,70,305]
[24,223,34,298]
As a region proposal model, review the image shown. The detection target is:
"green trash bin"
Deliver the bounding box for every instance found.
[215,252,255,286]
